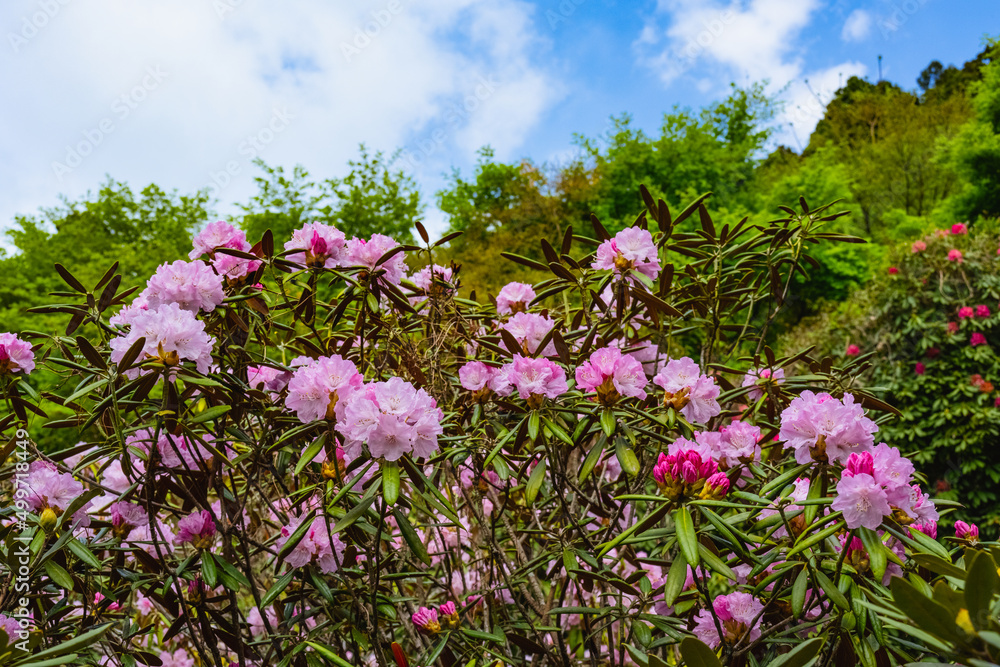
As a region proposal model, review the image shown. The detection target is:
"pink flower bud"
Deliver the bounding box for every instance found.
[954,521,979,543]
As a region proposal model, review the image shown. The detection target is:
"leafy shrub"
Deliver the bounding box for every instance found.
[0,192,986,667]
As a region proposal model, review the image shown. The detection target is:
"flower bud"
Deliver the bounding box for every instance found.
[699,473,730,500]
[39,507,58,534]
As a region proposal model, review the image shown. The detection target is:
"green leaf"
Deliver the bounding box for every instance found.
[600,408,617,438]
[393,509,430,566]
[260,570,295,607]
[332,493,377,534]
[67,538,101,569]
[674,506,700,568]
[43,560,74,591]
[189,404,231,424]
[890,576,965,644]
[679,637,722,667]
[909,554,966,580]
[615,438,639,477]
[965,551,999,631]
[791,566,808,618]
[813,569,850,612]
[382,462,400,506]
[663,551,689,607]
[697,543,735,580]
[785,515,844,557]
[858,527,887,582]
[12,623,112,664]
[579,435,606,483]
[766,636,826,667]
[201,552,218,588]
[306,641,355,667]
[277,513,317,560]
[295,434,327,476]
[525,457,546,505]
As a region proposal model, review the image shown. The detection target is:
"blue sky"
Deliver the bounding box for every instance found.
[0,0,995,242]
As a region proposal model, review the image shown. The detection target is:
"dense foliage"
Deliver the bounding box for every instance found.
[1,190,996,667]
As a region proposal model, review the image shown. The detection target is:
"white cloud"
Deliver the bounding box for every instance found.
[634,0,867,147]
[0,0,560,241]
[841,9,872,42]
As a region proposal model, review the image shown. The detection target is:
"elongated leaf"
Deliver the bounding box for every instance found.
[814,569,849,612]
[525,457,546,504]
[674,506,700,567]
[767,637,826,667]
[393,509,430,566]
[260,570,295,607]
[679,637,722,667]
[859,527,887,582]
[965,551,999,630]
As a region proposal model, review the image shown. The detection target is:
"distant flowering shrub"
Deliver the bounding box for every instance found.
[0,196,990,666]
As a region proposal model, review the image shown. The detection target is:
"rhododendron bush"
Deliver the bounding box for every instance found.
[0,192,995,667]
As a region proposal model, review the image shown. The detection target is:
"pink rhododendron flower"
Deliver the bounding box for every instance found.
[778,391,877,464]
[575,346,647,404]
[247,364,293,397]
[832,473,892,529]
[126,429,214,470]
[284,222,346,269]
[496,282,536,315]
[955,520,979,543]
[190,220,247,259]
[948,321,959,334]
[276,510,347,573]
[285,355,364,423]
[846,344,861,356]
[977,304,991,318]
[0,332,34,376]
[23,461,84,513]
[716,421,761,466]
[345,233,407,285]
[109,303,215,378]
[159,648,194,667]
[411,264,454,292]
[948,249,963,262]
[337,376,443,461]
[911,521,937,539]
[248,606,279,637]
[592,227,660,281]
[911,240,927,253]
[888,266,898,275]
[958,306,975,319]
[109,294,150,329]
[492,355,568,407]
[143,260,225,313]
[458,361,497,392]
[692,592,763,648]
[501,312,557,356]
[951,223,968,235]
[741,367,784,401]
[174,510,217,548]
[0,614,22,642]
[971,332,988,346]
[412,607,440,634]
[652,357,721,424]
[915,362,925,375]
[110,502,149,534]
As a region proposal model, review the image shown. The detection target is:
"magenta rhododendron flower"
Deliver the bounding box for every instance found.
[832,473,892,529]
[971,332,988,346]
[412,606,440,634]
[741,367,784,402]
[977,304,991,318]
[948,321,959,334]
[951,223,968,235]
[174,510,217,549]
[284,222,346,269]
[109,303,215,378]
[955,520,979,543]
[345,233,406,285]
[911,240,926,253]
[592,227,660,281]
[948,249,964,262]
[143,260,225,313]
[888,266,898,275]
[692,592,763,648]
[653,357,721,424]
[915,362,925,375]
[496,282,536,315]
[337,376,443,461]
[0,332,35,375]
[501,312,557,356]
[285,355,364,423]
[911,521,937,539]
[846,344,860,356]
[575,346,647,404]
[778,391,877,464]
[652,448,719,500]
[492,355,568,406]
[958,306,974,319]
